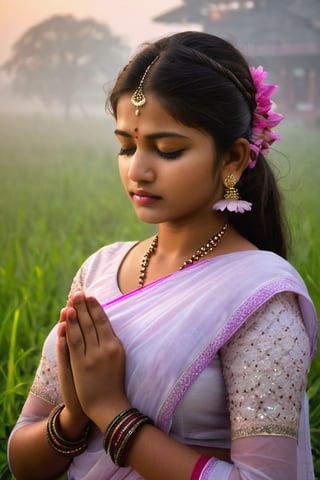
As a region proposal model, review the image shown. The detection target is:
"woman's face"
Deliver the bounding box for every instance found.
[115,93,224,226]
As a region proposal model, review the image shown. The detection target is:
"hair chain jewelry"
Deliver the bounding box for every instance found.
[138,223,228,288]
[131,56,159,116]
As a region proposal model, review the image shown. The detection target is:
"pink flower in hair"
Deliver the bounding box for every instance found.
[248,66,283,168]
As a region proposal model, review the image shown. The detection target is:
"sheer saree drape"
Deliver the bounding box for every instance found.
[73,249,317,479]
[8,246,318,479]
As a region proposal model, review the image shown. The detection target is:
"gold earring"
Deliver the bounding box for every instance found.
[213,174,252,213]
[223,174,239,200]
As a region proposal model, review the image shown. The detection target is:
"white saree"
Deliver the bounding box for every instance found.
[8,243,318,479]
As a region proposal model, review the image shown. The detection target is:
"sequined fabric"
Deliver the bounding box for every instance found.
[221,291,310,440]
[30,334,62,405]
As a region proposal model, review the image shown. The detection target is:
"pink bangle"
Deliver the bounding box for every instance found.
[191,456,212,480]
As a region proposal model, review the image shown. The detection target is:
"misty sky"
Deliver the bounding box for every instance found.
[0,0,201,64]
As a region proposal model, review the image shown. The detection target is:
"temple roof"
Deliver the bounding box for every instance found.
[153,0,320,56]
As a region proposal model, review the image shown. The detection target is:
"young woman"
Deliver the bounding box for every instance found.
[8,31,317,480]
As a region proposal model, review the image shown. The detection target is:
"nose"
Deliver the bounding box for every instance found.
[127,149,155,183]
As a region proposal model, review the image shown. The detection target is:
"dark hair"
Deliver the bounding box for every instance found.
[108,31,288,258]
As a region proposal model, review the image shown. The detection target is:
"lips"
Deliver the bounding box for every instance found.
[130,190,161,205]
[131,190,161,199]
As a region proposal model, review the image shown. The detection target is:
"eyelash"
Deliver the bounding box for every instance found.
[118,147,185,160]
[119,147,136,156]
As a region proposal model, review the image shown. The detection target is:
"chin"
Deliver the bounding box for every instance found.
[134,211,164,225]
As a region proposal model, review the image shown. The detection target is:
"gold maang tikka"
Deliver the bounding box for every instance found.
[131,56,159,116]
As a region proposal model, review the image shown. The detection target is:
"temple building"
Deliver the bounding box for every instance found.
[154,0,320,117]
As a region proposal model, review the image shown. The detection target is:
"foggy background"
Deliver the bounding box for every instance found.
[1,4,320,479]
[0,0,199,115]
[0,0,319,119]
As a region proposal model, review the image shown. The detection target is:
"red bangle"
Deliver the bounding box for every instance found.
[191,456,212,480]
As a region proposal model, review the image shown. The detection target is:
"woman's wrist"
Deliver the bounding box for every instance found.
[58,405,90,442]
[89,399,133,433]
[46,404,91,457]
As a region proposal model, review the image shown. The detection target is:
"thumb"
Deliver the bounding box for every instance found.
[57,310,70,365]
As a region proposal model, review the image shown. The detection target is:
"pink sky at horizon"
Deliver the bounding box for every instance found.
[0,0,201,64]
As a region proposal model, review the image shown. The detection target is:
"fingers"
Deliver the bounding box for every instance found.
[57,322,68,363]
[84,296,116,343]
[66,292,114,353]
[57,312,75,394]
[61,293,127,419]
[65,304,87,354]
[57,309,69,359]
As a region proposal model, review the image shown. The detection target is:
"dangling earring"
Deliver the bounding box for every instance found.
[213,174,252,213]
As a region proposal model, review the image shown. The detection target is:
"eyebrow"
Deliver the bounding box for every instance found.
[114,129,190,140]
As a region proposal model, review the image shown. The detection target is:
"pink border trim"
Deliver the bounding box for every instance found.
[191,456,212,480]
[201,458,219,479]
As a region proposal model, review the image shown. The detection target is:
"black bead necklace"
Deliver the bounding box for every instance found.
[138,223,228,288]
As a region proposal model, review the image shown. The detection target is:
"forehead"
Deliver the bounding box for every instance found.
[115,93,214,146]
[116,93,177,128]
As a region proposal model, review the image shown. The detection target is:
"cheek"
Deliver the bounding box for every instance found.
[118,159,128,185]
[173,157,218,204]
[175,157,215,191]
[168,167,215,208]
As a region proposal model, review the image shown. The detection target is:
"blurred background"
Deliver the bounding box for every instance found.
[1,1,320,478]
[1,0,319,116]
[0,0,198,115]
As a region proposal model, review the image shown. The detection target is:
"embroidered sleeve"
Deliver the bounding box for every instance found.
[30,353,61,405]
[220,291,311,440]
[68,262,87,297]
[29,325,62,405]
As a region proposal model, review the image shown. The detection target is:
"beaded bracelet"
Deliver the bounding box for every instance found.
[46,403,91,457]
[103,407,153,467]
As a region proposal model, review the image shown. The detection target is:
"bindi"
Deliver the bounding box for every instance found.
[134,127,139,139]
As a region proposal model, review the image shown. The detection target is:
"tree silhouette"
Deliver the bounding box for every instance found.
[3,15,129,115]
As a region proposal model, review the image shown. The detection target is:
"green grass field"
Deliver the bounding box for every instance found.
[0,114,319,478]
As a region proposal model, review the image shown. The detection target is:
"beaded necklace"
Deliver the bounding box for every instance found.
[138,223,228,288]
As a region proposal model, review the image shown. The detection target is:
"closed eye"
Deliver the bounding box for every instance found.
[157,149,185,160]
[118,147,185,159]
[119,147,136,156]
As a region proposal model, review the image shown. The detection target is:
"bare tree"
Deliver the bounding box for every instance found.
[3,15,129,116]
